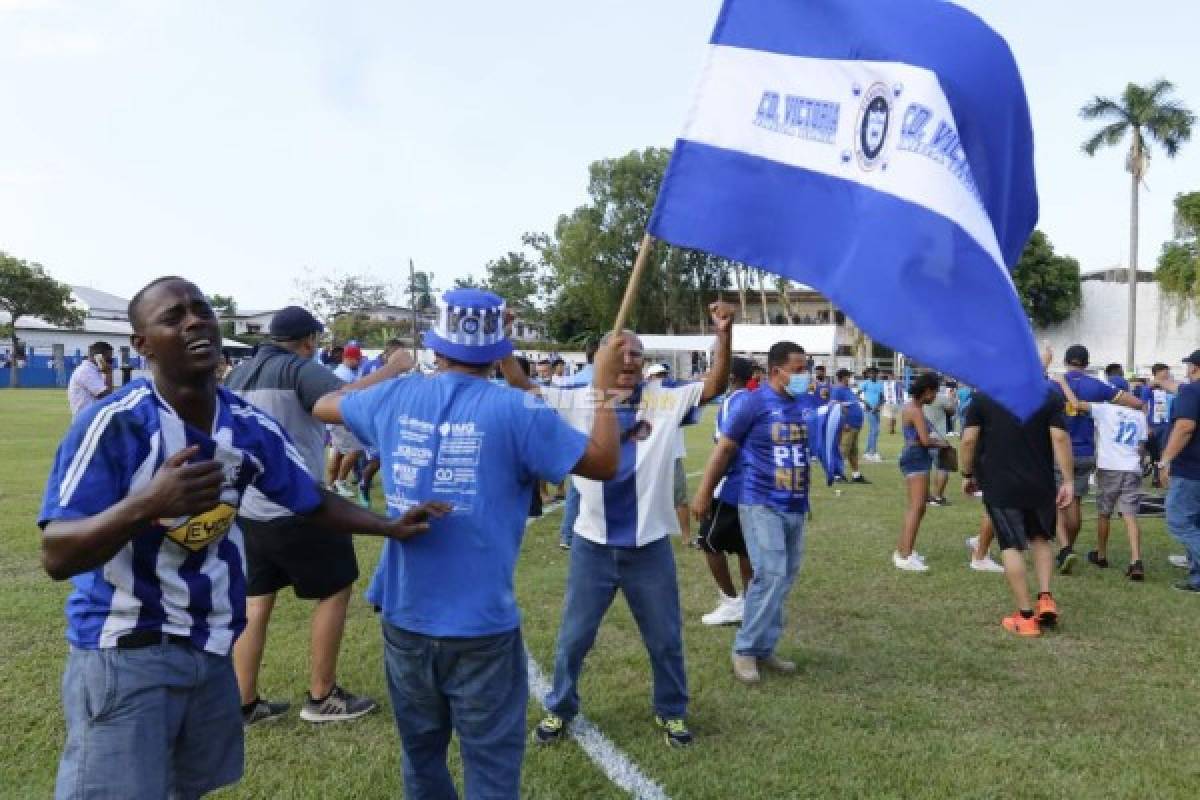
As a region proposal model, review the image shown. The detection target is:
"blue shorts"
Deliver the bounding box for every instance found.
[898,445,934,477]
[56,643,243,799]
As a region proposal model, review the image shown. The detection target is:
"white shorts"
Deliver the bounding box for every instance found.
[881,403,899,419]
[330,425,362,455]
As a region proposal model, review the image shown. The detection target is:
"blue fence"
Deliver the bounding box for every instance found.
[0,353,144,389]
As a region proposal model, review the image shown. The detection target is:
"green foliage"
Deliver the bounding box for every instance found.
[292,270,394,327]
[0,252,85,386]
[1156,191,1200,311]
[407,270,436,311]
[453,274,482,289]
[528,148,736,341]
[208,293,238,317]
[1080,79,1195,172]
[329,314,414,348]
[483,250,540,318]
[1012,231,1082,328]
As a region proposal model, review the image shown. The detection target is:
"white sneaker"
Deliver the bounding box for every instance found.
[911,551,927,564]
[965,536,979,554]
[970,556,1005,573]
[893,552,929,572]
[1168,554,1190,569]
[701,595,743,626]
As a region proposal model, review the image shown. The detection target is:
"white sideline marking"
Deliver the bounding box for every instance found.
[524,505,673,800]
[525,654,672,800]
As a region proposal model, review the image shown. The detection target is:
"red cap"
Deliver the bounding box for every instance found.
[343,344,363,360]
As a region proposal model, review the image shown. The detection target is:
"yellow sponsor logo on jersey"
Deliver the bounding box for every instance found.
[163,503,237,552]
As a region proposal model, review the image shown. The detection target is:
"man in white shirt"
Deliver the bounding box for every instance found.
[1056,377,1149,580]
[504,303,734,749]
[67,342,114,418]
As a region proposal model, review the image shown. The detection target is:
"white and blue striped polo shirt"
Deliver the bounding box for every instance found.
[39,379,321,655]
[543,381,704,548]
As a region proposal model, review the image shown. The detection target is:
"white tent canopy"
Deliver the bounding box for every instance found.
[637,325,837,356]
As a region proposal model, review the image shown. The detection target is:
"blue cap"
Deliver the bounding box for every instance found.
[269,306,324,340]
[423,289,512,365]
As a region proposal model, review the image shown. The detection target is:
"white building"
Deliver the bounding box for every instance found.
[1036,268,1199,374]
[1,285,137,362]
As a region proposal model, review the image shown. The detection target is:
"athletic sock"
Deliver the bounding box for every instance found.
[1019,609,1034,619]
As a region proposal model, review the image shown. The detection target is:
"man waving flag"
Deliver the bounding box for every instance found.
[648,0,1043,418]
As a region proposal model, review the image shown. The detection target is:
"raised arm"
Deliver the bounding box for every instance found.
[700,302,737,404]
[569,335,623,480]
[313,346,413,424]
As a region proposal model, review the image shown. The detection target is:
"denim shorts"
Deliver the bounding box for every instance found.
[898,445,933,477]
[56,643,243,799]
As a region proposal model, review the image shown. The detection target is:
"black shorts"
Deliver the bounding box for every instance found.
[241,516,359,599]
[984,504,1056,552]
[697,499,747,556]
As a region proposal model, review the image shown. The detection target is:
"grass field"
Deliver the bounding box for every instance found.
[2,388,1199,799]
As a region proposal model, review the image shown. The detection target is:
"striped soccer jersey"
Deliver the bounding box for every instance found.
[39,379,321,655]
[544,381,704,548]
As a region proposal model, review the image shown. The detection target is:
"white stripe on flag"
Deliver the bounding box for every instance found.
[680,44,1007,274]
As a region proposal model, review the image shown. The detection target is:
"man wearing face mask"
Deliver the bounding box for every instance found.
[691,341,822,684]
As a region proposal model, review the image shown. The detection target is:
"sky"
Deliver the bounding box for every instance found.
[2,0,1198,311]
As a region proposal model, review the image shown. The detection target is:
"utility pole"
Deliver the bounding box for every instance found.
[409,258,419,360]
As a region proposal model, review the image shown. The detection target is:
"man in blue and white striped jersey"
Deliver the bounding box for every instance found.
[508,301,735,749]
[38,277,444,799]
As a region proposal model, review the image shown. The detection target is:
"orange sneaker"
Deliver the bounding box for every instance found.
[1001,612,1041,637]
[1035,593,1058,627]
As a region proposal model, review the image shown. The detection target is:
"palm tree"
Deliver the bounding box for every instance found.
[732,263,748,320]
[1081,80,1194,370]
[755,269,771,324]
[775,276,795,323]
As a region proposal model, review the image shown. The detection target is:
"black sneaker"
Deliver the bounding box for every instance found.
[242,696,289,726]
[851,475,871,484]
[1126,561,1145,582]
[532,713,567,745]
[1087,550,1110,569]
[299,685,377,723]
[1056,547,1078,575]
[655,716,694,748]
[1172,581,1200,594]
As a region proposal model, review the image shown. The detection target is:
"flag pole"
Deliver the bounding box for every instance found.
[611,233,655,337]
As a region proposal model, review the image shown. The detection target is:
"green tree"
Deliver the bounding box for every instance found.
[407,270,436,312]
[292,270,393,328]
[1012,230,1082,328]
[1081,79,1195,368]
[0,252,85,386]
[483,251,540,317]
[530,148,736,340]
[1155,191,1200,312]
[453,274,482,289]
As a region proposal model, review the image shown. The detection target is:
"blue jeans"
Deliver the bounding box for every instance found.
[545,536,687,721]
[865,410,881,455]
[382,624,527,800]
[56,643,243,800]
[1166,475,1200,589]
[735,505,806,658]
[559,483,579,547]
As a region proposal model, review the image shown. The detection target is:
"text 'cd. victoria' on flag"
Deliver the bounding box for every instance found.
[648,0,1044,418]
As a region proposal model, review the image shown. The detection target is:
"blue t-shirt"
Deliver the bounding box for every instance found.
[39,380,320,655]
[340,372,588,637]
[720,386,823,513]
[715,388,750,505]
[1170,382,1200,480]
[1057,371,1120,458]
[859,379,884,410]
[830,385,864,429]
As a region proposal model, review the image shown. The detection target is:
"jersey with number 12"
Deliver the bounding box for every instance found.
[1090,403,1148,473]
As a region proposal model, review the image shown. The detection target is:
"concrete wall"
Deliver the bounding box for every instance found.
[1036,281,1199,374]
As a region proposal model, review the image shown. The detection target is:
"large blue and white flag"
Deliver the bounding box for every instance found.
[648,0,1043,417]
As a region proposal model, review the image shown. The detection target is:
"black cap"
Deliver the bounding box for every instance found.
[269,306,324,340]
[836,368,852,380]
[1183,350,1200,366]
[731,356,755,382]
[1064,344,1089,367]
